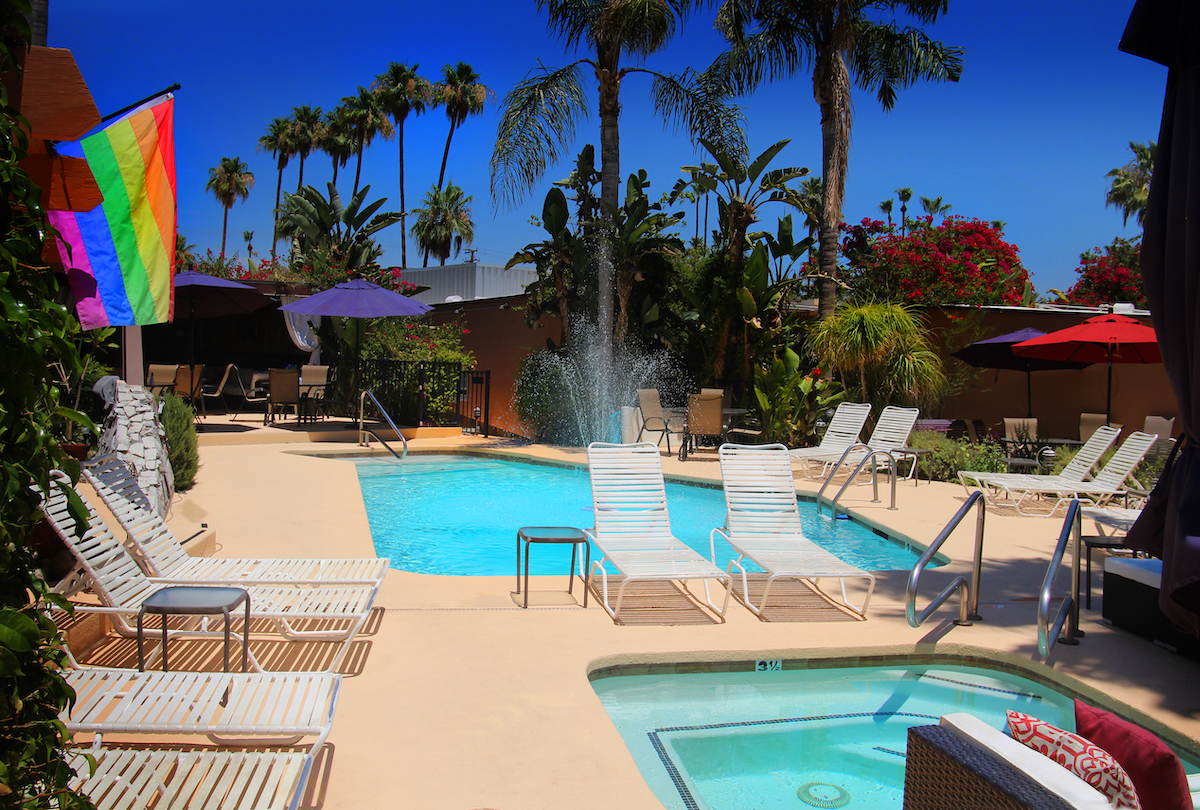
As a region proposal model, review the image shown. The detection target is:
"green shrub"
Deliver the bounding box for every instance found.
[161,392,200,490]
[907,430,1007,482]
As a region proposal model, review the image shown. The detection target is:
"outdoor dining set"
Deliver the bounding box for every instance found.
[146,362,330,424]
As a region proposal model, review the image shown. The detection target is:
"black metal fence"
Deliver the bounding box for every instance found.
[359,360,490,435]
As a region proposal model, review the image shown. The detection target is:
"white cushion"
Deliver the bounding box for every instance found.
[1105,557,1162,589]
[938,713,1113,810]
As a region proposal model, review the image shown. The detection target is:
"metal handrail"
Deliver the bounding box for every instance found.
[906,491,987,627]
[816,444,898,517]
[358,390,408,460]
[1038,499,1083,656]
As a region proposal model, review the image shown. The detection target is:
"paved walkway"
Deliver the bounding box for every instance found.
[78,420,1200,810]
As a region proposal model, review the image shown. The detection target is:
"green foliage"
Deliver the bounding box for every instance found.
[513,351,582,446]
[366,318,474,365]
[906,431,1007,482]
[279,182,401,273]
[752,349,844,446]
[160,394,200,491]
[0,9,96,806]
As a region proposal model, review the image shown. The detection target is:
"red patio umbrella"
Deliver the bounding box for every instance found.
[1011,314,1161,424]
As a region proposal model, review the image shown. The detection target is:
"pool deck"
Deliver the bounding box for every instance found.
[75,416,1200,810]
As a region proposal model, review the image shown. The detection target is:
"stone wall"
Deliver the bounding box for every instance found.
[97,381,174,518]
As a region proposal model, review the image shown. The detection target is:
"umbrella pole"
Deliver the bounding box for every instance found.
[1106,359,1114,425]
[1027,370,1033,418]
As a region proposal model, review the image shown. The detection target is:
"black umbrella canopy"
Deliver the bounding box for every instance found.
[172,271,271,367]
[1120,0,1200,636]
[951,328,1091,418]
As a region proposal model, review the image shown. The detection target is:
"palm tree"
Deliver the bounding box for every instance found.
[175,233,196,270]
[797,176,824,242]
[712,3,962,318]
[375,62,431,268]
[257,116,294,258]
[879,199,893,228]
[919,195,951,218]
[316,106,355,187]
[433,62,490,192]
[896,187,913,236]
[341,86,395,198]
[410,182,474,266]
[491,0,745,375]
[1106,140,1156,227]
[205,156,254,256]
[288,105,322,192]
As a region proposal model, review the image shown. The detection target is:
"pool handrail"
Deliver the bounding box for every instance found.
[359,389,408,460]
[816,443,898,517]
[1037,499,1083,657]
[906,490,986,628]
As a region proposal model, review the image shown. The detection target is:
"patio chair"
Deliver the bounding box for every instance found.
[199,362,238,416]
[266,367,301,424]
[635,388,684,454]
[788,401,872,477]
[82,454,389,588]
[71,746,314,810]
[299,364,329,422]
[145,364,177,396]
[715,443,875,617]
[796,405,920,481]
[37,471,376,672]
[959,425,1120,506]
[997,430,1158,516]
[174,364,205,415]
[584,442,732,623]
[1080,413,1121,442]
[678,392,725,461]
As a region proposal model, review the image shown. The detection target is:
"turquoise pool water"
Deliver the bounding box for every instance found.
[354,455,932,576]
[592,663,1077,810]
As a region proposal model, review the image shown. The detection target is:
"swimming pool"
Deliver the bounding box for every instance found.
[591,659,1178,810]
[355,454,934,576]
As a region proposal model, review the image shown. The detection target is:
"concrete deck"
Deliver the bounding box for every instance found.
[74,415,1200,810]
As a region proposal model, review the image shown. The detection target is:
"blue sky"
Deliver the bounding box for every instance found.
[50,1,1161,295]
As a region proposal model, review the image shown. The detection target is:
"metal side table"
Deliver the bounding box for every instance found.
[137,586,250,672]
[516,527,590,608]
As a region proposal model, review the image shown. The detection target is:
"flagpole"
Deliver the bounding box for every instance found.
[99,83,181,123]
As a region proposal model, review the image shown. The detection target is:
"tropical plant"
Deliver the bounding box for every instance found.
[1106,140,1156,228]
[490,0,746,369]
[288,105,323,192]
[256,116,293,257]
[315,106,355,188]
[879,198,893,228]
[507,185,583,344]
[752,349,844,446]
[205,156,254,256]
[341,86,394,198]
[609,170,685,343]
[278,182,402,273]
[920,195,951,218]
[807,300,945,411]
[432,62,489,192]
[410,182,474,267]
[906,431,1006,482]
[840,216,1029,306]
[1058,237,1147,310]
[0,8,95,804]
[174,233,196,270]
[374,62,431,268]
[896,187,913,235]
[796,175,823,243]
[366,318,475,365]
[711,1,962,317]
[161,392,200,490]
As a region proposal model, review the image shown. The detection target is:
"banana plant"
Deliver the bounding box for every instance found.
[753,348,845,446]
[279,182,401,272]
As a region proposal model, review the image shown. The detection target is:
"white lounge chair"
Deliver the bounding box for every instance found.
[38,472,376,671]
[584,442,732,623]
[998,431,1158,516]
[72,746,312,810]
[796,405,920,480]
[958,424,1120,505]
[83,454,390,588]
[65,668,339,751]
[788,401,871,477]
[715,443,876,617]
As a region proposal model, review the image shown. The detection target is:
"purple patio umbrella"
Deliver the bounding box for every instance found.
[951,328,1091,418]
[173,270,270,367]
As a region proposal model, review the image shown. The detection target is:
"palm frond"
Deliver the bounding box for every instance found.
[851,23,963,110]
[489,61,590,210]
[650,68,747,164]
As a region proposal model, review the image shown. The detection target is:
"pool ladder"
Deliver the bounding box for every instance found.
[358,390,408,460]
[1036,499,1083,657]
[905,490,986,628]
[815,444,898,518]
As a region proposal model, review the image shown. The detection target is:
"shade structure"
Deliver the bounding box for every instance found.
[1011,314,1161,424]
[1119,0,1200,636]
[951,328,1091,417]
[173,271,271,367]
[277,279,431,318]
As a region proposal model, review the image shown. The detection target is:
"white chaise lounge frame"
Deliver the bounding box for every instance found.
[39,472,375,671]
[794,406,920,480]
[716,443,876,617]
[584,442,732,623]
[788,402,871,477]
[958,424,1120,505]
[83,454,389,588]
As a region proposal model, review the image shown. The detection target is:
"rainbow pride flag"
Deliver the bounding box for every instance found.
[48,96,176,330]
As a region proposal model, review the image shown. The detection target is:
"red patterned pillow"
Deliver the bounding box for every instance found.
[1007,710,1142,809]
